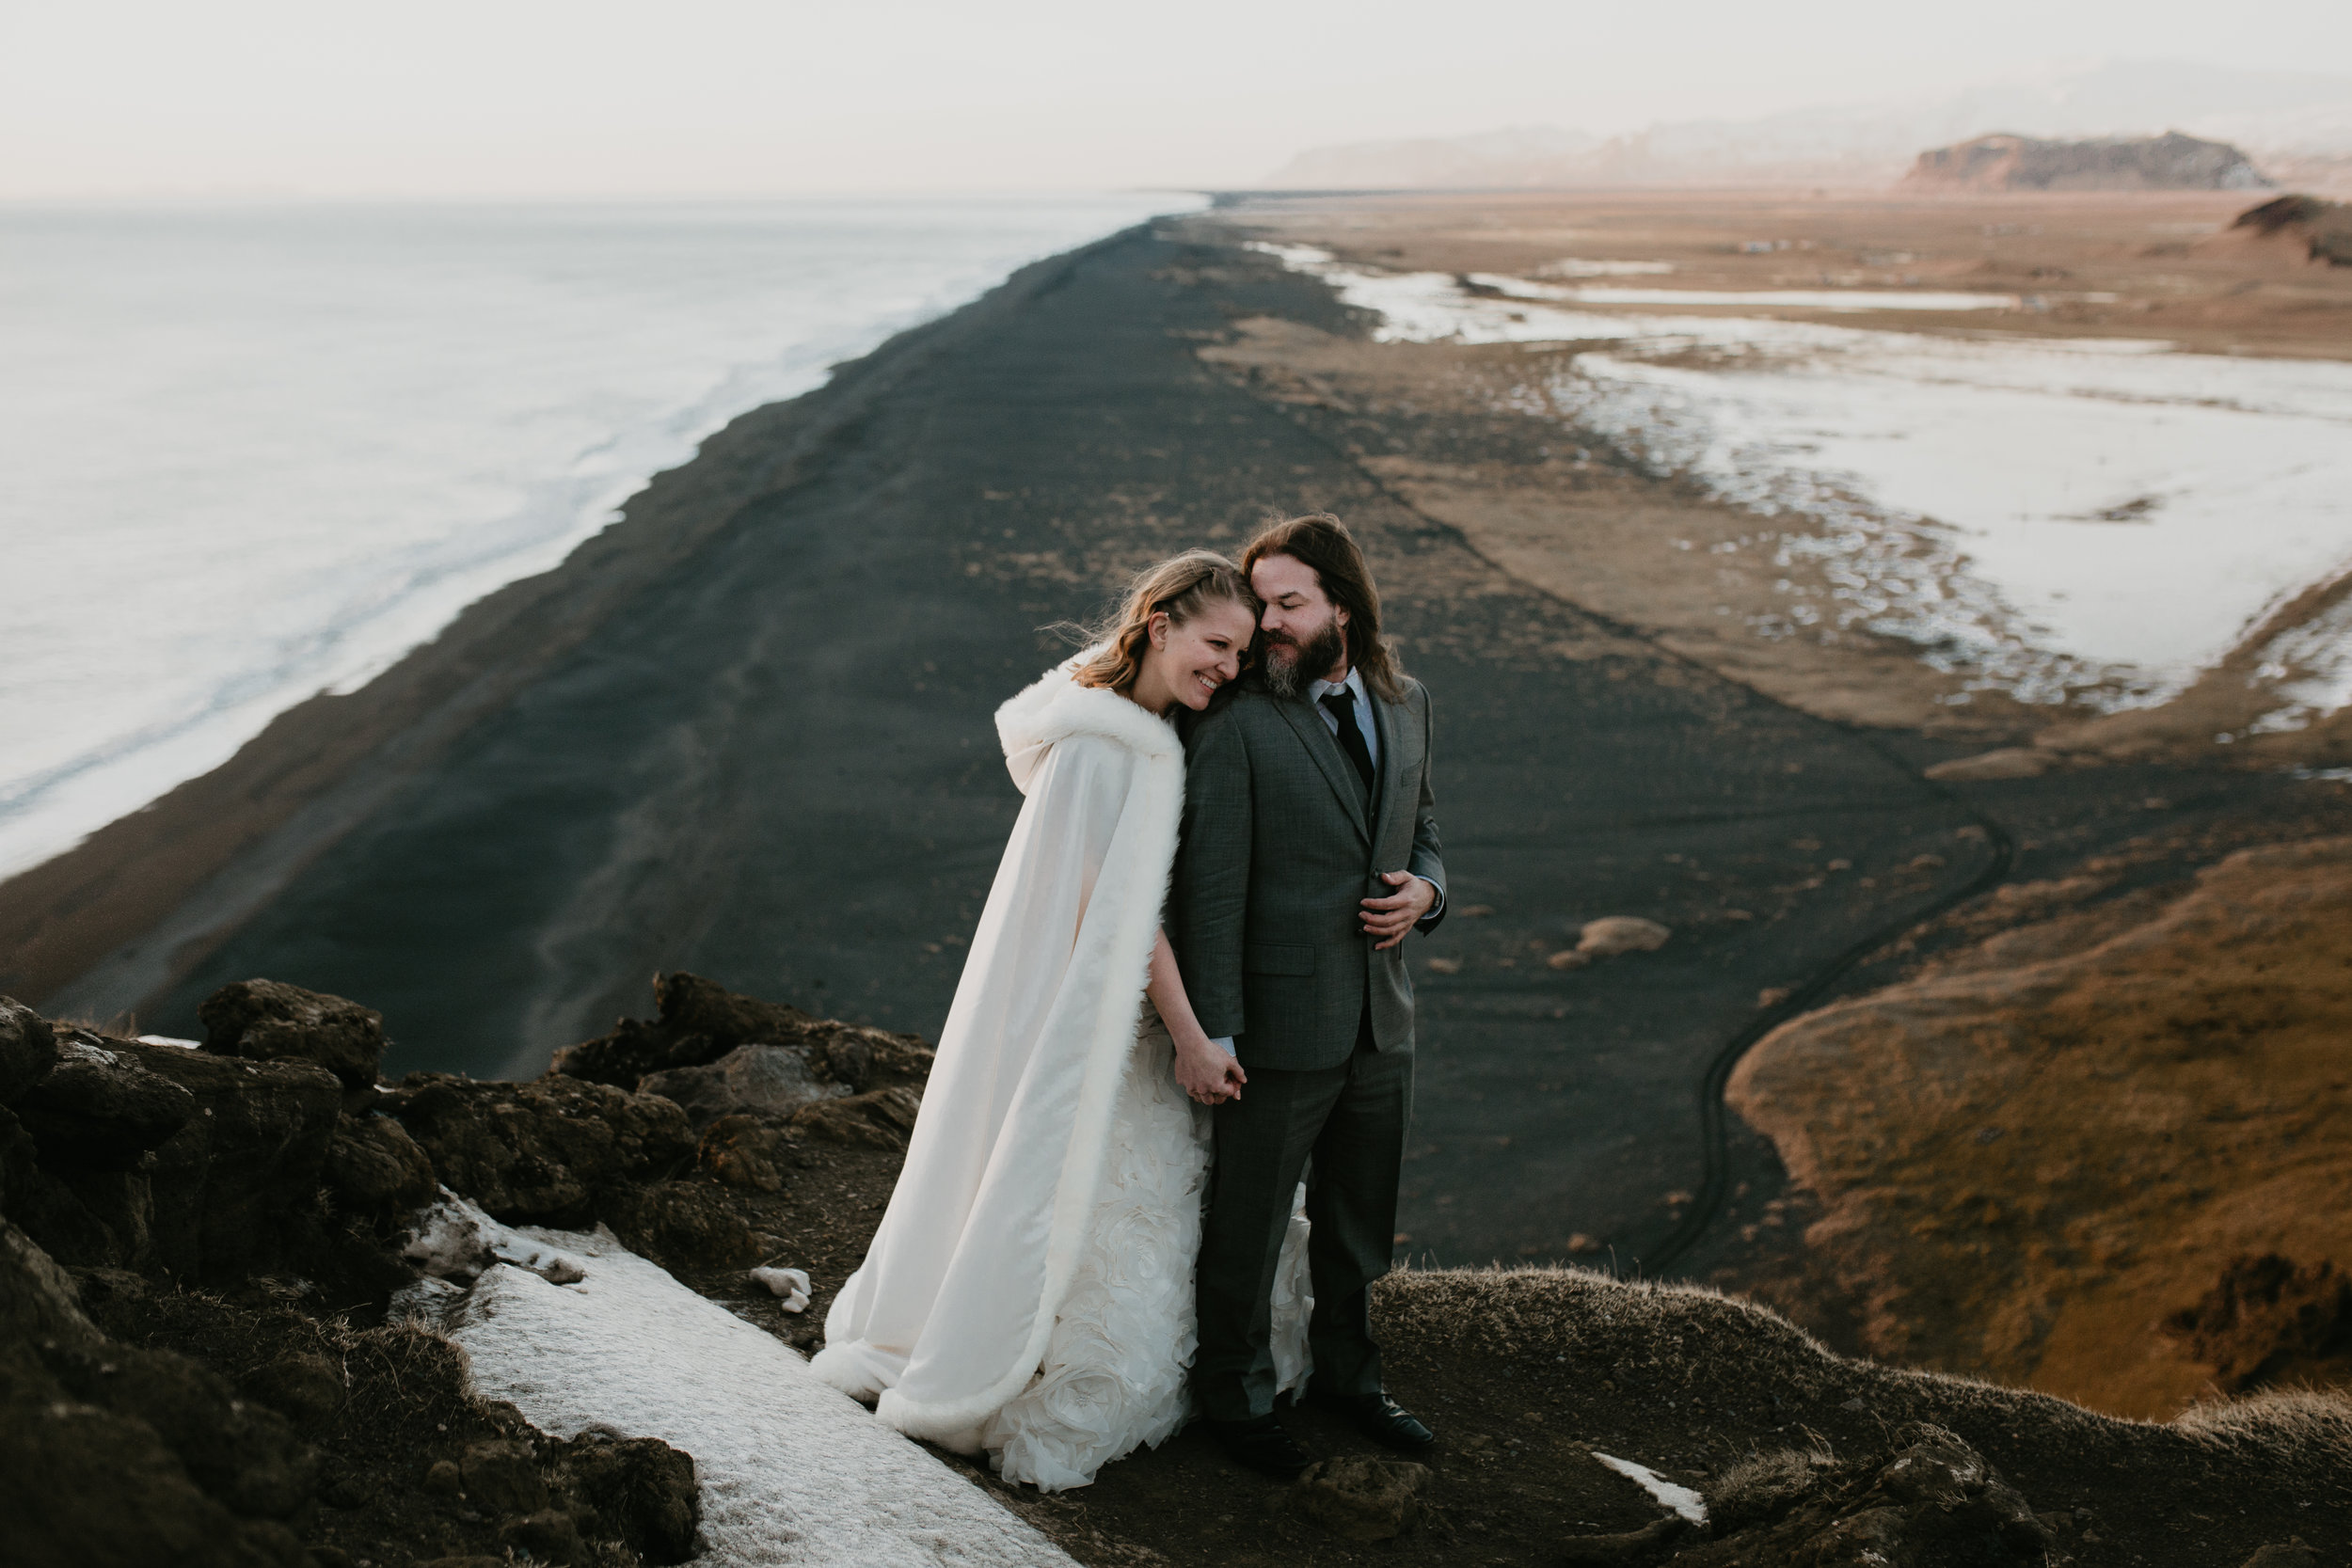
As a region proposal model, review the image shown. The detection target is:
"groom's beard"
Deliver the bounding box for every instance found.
[1263,617,1347,699]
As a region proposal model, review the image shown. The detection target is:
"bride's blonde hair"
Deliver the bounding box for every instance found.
[1071,550,1258,694]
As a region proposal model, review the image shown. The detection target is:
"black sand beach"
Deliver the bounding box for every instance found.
[14,214,2350,1278]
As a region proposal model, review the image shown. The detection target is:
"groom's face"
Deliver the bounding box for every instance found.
[1252,552,1350,691]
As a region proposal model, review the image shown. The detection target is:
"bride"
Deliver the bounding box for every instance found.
[813,549,1311,1491]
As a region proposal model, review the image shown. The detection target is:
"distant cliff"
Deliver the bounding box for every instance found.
[1904,131,2270,191]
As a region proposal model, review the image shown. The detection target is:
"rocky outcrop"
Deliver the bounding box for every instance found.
[1905,131,2269,191]
[1673,1426,2050,1564]
[199,977,388,1110]
[640,1043,847,1131]
[0,1213,319,1568]
[385,1073,694,1227]
[552,970,925,1096]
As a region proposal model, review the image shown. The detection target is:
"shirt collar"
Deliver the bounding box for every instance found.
[1309,666,1366,708]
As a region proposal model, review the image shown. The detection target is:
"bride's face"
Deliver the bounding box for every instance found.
[1145,599,1257,712]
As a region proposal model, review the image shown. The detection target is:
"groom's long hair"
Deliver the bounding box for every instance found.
[1243,513,1406,703]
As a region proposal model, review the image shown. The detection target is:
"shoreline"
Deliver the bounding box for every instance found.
[0,224,1156,1020]
[6,200,2349,1295]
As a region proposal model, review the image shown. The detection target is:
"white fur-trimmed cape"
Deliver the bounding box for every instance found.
[812,655,1184,1444]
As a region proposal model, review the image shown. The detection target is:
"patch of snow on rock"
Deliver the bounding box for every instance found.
[1592,1451,1709,1525]
[446,1219,1076,1566]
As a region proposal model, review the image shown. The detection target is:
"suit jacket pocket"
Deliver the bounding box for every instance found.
[1245,942,1316,976]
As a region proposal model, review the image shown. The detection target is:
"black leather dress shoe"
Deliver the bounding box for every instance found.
[1304,1388,1436,1451]
[1203,1415,1312,1479]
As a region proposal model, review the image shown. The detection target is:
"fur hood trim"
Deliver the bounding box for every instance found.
[995,651,1181,790]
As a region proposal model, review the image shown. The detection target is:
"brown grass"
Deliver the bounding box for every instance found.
[1728,836,2352,1418]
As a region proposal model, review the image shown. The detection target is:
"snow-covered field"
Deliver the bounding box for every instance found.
[1254,244,2352,721]
[404,1198,1074,1567]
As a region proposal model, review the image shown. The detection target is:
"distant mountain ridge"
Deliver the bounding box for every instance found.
[1904,131,2271,192]
[1259,59,2352,189]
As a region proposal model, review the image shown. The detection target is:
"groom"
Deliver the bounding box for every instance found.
[1171,512,1447,1477]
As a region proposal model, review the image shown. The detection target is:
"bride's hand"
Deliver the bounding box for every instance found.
[1173,1037,1247,1106]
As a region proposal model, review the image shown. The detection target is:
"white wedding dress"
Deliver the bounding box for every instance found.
[981,1012,1312,1491]
[813,656,1311,1492]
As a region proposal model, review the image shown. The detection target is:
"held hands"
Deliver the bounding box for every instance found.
[1361,870,1438,950]
[1173,1036,1247,1106]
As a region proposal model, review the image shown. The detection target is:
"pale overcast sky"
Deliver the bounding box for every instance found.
[4,0,2348,198]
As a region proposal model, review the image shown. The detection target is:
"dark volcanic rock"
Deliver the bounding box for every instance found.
[598,1178,772,1272]
[1684,1425,2049,1566]
[14,1035,198,1171]
[199,979,387,1107]
[386,1073,693,1225]
[135,1042,343,1283]
[640,1043,848,1131]
[0,995,58,1103]
[322,1112,437,1214]
[1,1216,317,1568]
[1292,1453,1430,1543]
[550,971,918,1095]
[460,1437,549,1514]
[789,1085,923,1148]
[694,1114,791,1192]
[548,1433,700,1563]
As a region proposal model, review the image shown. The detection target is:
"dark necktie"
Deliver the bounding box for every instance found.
[1319,690,1376,800]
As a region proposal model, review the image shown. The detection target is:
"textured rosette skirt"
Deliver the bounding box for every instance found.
[980,1010,1311,1491]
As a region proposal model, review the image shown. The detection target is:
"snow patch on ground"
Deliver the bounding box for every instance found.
[1250,243,2352,714]
[405,1197,1073,1565]
[1592,1451,1709,1525]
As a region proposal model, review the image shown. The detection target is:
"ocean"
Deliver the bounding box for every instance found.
[0,194,1200,881]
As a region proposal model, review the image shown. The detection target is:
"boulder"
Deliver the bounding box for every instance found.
[386,1074,694,1226]
[13,1037,198,1171]
[548,1433,700,1564]
[641,1044,848,1132]
[323,1113,437,1213]
[132,1042,343,1284]
[550,971,919,1095]
[695,1115,791,1192]
[789,1085,923,1148]
[599,1180,772,1273]
[1682,1425,2047,1566]
[551,971,818,1088]
[461,1437,550,1514]
[1292,1453,1430,1543]
[198,979,387,1106]
[501,1509,584,1565]
[0,996,58,1104]
[1,1214,100,1349]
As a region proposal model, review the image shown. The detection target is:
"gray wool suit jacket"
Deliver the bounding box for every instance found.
[1169,670,1447,1072]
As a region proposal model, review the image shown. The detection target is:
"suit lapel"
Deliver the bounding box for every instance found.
[1272,695,1372,844]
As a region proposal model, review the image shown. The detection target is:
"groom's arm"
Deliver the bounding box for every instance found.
[1407,685,1447,935]
[1171,704,1251,1042]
